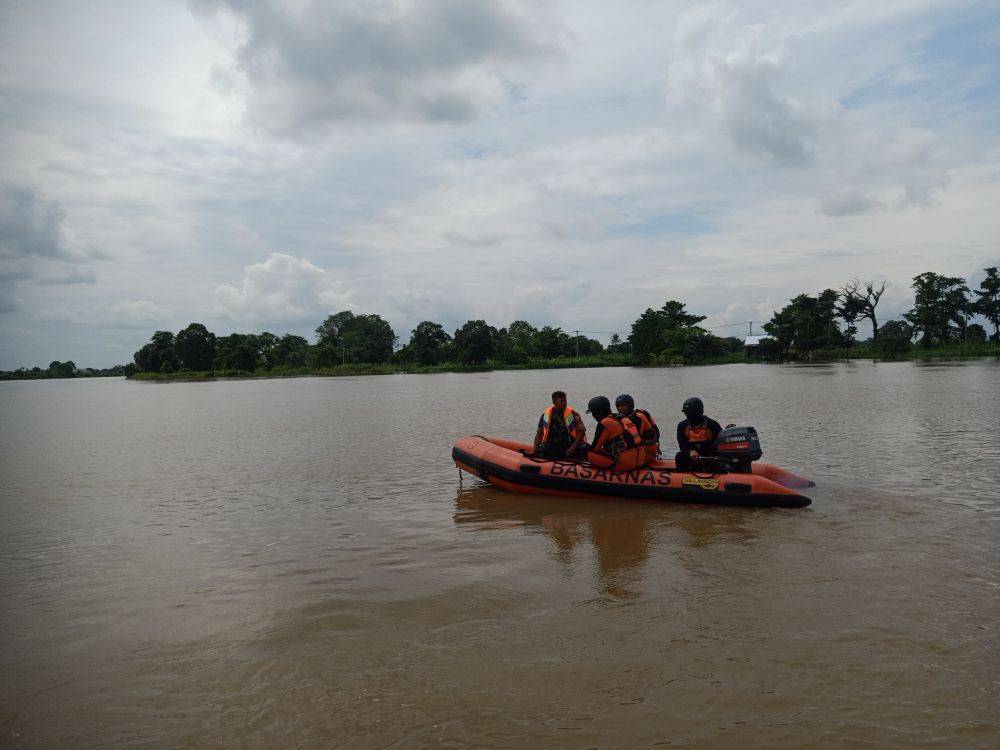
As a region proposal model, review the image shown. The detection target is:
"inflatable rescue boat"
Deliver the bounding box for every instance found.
[453,435,813,508]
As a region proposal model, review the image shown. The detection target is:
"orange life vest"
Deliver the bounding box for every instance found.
[685,421,715,444]
[541,405,583,444]
[631,408,661,460]
[592,415,647,468]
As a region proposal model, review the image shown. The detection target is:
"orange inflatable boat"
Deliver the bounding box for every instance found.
[453,435,813,508]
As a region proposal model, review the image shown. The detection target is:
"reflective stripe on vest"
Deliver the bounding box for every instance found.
[542,405,580,444]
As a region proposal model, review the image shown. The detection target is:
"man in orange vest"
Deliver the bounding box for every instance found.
[585,395,647,470]
[675,396,723,470]
[615,394,660,463]
[534,390,586,459]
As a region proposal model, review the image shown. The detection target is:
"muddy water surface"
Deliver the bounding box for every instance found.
[1,361,998,747]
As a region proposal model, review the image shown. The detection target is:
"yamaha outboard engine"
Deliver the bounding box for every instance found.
[713,426,763,473]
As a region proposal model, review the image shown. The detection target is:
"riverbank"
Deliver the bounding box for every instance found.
[127,354,637,381]
[124,343,999,381]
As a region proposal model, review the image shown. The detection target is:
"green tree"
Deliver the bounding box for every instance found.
[407,321,451,365]
[660,300,707,328]
[255,332,280,369]
[563,334,603,357]
[875,319,913,357]
[175,323,217,371]
[133,330,177,372]
[215,333,260,371]
[345,314,397,362]
[629,309,668,359]
[267,334,310,368]
[454,320,497,363]
[606,332,627,354]
[315,311,355,346]
[761,307,796,355]
[843,280,886,339]
[904,273,970,347]
[661,328,726,362]
[493,320,538,363]
[723,336,744,353]
[764,291,843,355]
[491,327,516,364]
[309,342,342,368]
[535,326,569,358]
[971,266,1000,342]
[836,291,866,348]
[508,320,538,357]
[629,300,707,360]
[316,311,396,363]
[47,360,77,378]
[966,323,987,343]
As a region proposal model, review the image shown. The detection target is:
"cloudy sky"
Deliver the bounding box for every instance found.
[1,0,998,368]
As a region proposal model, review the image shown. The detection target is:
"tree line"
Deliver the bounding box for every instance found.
[5,267,992,380]
[131,311,628,374]
[758,267,999,358]
[119,265,997,375]
[0,361,131,380]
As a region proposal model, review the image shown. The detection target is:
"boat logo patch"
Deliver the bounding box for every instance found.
[682,477,720,490]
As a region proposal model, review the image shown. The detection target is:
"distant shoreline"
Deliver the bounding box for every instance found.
[123,345,1000,381]
[4,343,997,382]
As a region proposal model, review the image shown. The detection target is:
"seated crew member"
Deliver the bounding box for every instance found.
[615,394,661,463]
[534,390,585,459]
[585,395,647,471]
[675,396,723,471]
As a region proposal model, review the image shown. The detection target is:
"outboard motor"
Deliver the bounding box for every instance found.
[713,426,763,473]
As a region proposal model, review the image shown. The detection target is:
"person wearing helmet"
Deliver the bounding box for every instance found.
[615,394,661,463]
[534,390,586,459]
[585,395,647,470]
[675,397,723,470]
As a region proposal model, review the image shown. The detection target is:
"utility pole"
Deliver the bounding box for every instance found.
[574,329,580,357]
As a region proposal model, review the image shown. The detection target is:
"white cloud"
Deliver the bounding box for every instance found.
[667,6,815,165]
[194,0,564,138]
[215,253,352,323]
[664,3,953,215]
[0,183,98,312]
[1,0,998,366]
[0,183,70,260]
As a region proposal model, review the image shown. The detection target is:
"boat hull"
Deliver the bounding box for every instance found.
[453,436,812,509]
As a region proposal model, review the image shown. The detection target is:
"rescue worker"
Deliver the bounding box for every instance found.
[675,396,723,471]
[615,394,661,463]
[534,390,586,459]
[585,395,648,470]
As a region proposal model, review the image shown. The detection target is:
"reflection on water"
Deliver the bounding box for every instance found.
[455,485,761,600]
[2,360,999,748]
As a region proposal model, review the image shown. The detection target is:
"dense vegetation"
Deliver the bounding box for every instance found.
[122,267,999,380]
[0,361,132,380]
[755,267,999,360]
[4,267,995,381]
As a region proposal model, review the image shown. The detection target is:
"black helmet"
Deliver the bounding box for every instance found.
[614,394,634,412]
[586,396,612,419]
[682,396,704,419]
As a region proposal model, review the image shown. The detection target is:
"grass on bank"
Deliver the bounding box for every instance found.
[780,341,1000,362]
[125,342,1000,381]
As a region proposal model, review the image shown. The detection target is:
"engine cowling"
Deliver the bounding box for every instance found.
[713,426,762,473]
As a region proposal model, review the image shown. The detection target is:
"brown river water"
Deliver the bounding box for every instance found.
[1,361,998,748]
